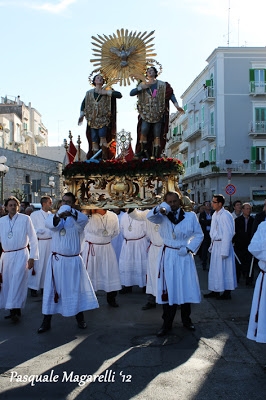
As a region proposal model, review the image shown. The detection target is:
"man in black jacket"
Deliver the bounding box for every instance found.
[198,201,213,270]
[233,203,254,285]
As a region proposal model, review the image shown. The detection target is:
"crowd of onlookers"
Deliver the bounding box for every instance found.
[190,199,266,284]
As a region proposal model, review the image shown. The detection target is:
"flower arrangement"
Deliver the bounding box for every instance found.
[225,159,232,164]
[243,159,249,164]
[255,159,262,165]
[63,158,185,178]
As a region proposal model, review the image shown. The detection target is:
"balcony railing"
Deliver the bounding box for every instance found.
[34,131,46,143]
[249,81,266,95]
[249,121,266,136]
[204,86,215,100]
[201,124,216,141]
[182,160,266,178]
[183,122,201,142]
[22,130,33,140]
[171,134,183,143]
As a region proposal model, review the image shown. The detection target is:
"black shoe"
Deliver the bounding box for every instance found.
[37,316,51,333]
[156,326,172,337]
[31,289,38,297]
[77,320,87,329]
[119,286,132,294]
[4,312,12,319]
[204,291,218,298]
[183,323,195,331]
[6,309,20,322]
[142,302,156,310]
[216,292,231,300]
[108,300,119,308]
[15,308,21,317]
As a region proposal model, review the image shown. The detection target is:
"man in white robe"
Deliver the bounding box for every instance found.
[0,196,39,322]
[111,209,125,263]
[129,208,163,310]
[28,196,53,297]
[247,221,266,347]
[204,194,237,300]
[37,192,99,333]
[147,191,203,336]
[81,209,121,307]
[118,210,148,293]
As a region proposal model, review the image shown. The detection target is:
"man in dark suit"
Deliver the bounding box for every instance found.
[198,201,213,270]
[233,203,254,285]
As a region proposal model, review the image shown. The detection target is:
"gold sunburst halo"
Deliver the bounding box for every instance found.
[90,29,159,86]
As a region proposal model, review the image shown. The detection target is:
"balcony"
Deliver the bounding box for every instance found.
[248,121,266,137]
[183,122,201,142]
[179,141,189,154]
[184,163,202,178]
[178,111,188,124]
[204,160,266,174]
[249,81,266,96]
[203,86,215,102]
[171,133,183,144]
[22,130,33,141]
[35,130,46,143]
[201,125,216,141]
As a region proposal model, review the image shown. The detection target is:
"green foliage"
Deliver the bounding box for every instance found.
[11,188,26,202]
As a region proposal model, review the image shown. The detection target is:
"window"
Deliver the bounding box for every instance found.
[254,108,266,133]
[210,111,214,135]
[251,146,266,162]
[201,106,205,126]
[249,69,266,93]
[209,148,216,162]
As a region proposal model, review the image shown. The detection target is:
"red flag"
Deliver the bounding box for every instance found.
[66,140,77,164]
[125,144,134,161]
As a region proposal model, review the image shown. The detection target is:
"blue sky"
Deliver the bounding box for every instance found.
[1,0,265,150]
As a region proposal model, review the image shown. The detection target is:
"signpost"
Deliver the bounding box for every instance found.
[225,184,236,210]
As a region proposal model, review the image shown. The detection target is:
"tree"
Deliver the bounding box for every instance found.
[11,188,26,202]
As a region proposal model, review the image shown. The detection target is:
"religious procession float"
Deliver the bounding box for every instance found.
[62,29,186,210]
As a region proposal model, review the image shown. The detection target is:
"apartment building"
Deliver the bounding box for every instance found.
[166,47,266,207]
[0,96,62,202]
[0,95,48,155]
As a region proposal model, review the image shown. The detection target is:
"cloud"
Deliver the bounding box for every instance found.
[31,0,77,13]
[0,0,78,13]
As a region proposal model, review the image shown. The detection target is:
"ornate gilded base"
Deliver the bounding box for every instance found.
[63,158,184,210]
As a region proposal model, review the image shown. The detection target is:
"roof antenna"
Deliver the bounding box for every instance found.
[227,0,231,46]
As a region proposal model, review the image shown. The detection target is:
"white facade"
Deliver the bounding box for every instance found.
[166,47,266,207]
[0,96,48,155]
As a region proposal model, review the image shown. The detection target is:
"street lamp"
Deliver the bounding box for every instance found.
[48,176,55,197]
[0,155,9,204]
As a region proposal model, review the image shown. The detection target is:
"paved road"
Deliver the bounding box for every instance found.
[0,257,265,400]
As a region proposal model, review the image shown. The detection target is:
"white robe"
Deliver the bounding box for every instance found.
[111,211,125,262]
[209,208,237,291]
[0,213,39,310]
[28,209,52,290]
[130,209,163,297]
[147,208,203,305]
[247,222,266,343]
[42,212,99,316]
[119,212,148,287]
[81,211,121,292]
